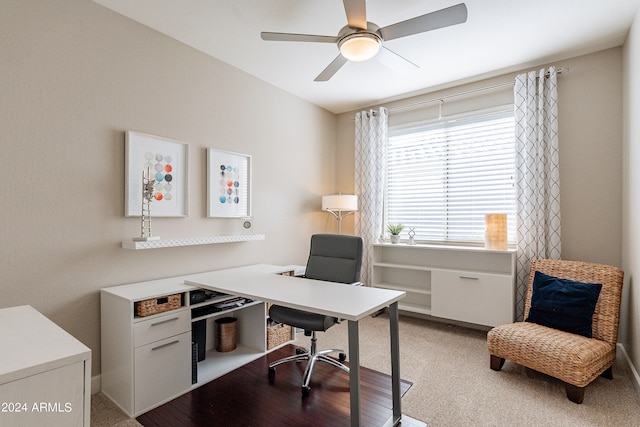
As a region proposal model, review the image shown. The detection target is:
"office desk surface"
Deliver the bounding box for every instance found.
[185,264,405,321]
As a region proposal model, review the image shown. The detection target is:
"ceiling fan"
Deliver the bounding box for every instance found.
[261,0,468,81]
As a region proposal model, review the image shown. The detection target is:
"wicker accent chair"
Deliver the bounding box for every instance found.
[487,259,624,404]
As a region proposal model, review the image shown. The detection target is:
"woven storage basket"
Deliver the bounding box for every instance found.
[267,322,291,350]
[135,293,181,317]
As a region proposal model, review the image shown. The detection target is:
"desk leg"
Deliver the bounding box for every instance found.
[390,302,402,425]
[348,320,361,427]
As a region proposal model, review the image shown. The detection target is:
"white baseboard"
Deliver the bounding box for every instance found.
[91,374,101,395]
[618,343,640,396]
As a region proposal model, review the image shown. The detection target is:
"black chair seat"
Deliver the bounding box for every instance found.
[269,305,335,332]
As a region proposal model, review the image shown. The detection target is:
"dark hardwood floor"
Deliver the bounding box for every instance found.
[137,345,415,427]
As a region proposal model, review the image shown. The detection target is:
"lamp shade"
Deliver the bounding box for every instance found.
[485,214,507,250]
[322,194,358,211]
[338,33,381,62]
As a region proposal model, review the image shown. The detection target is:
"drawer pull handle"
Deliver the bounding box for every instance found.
[150,317,179,327]
[151,340,180,351]
[459,276,479,280]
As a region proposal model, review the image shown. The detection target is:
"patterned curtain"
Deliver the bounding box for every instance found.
[354,107,388,287]
[514,66,561,320]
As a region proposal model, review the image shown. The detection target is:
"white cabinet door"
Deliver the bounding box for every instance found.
[134,332,191,414]
[0,362,85,427]
[431,270,514,327]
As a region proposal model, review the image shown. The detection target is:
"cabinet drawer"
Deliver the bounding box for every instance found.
[431,270,514,327]
[134,332,191,414]
[134,309,190,348]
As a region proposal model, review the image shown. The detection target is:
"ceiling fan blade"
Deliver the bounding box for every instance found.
[377,46,419,73]
[261,32,338,43]
[379,3,468,42]
[343,0,367,30]
[314,55,349,82]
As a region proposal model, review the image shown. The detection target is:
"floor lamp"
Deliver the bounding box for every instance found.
[322,194,358,234]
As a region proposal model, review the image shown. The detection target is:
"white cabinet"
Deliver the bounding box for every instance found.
[101,279,194,417]
[134,332,192,413]
[431,270,514,326]
[0,305,91,427]
[101,270,295,417]
[372,243,515,327]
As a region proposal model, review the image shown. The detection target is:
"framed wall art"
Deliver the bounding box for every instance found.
[207,149,251,218]
[125,131,188,217]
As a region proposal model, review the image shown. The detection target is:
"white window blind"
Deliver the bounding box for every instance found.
[386,110,516,244]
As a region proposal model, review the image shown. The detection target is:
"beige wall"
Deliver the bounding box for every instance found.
[2,0,337,376]
[3,0,636,389]
[336,48,625,328]
[623,7,640,387]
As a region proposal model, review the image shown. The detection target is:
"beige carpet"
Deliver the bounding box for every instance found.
[91,393,142,427]
[92,314,640,426]
[314,313,640,426]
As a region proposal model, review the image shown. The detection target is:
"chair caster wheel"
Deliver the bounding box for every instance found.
[301,385,311,397]
[268,367,276,383]
[339,353,347,362]
[296,348,306,355]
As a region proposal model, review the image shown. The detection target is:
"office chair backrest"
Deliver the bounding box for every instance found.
[304,234,363,284]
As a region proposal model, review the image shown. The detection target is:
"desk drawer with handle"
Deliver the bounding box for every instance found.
[134,309,190,348]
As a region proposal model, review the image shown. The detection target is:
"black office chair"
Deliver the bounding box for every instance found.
[268,233,364,397]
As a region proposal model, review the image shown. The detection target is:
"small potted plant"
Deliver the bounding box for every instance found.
[387,223,405,244]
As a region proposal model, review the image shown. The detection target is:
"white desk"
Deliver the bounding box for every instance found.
[0,305,91,427]
[185,264,406,427]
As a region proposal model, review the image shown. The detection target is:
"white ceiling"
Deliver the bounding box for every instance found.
[93,0,640,114]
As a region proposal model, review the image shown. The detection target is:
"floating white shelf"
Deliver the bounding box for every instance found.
[121,234,265,250]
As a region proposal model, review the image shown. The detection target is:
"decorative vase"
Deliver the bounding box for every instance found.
[390,235,400,244]
[408,228,416,245]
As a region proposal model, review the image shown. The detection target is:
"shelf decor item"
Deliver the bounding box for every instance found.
[133,168,160,242]
[386,223,404,244]
[125,131,188,217]
[207,149,252,218]
[407,227,416,245]
[485,213,508,250]
[322,194,358,234]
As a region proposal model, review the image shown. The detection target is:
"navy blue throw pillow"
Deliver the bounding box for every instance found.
[526,271,602,338]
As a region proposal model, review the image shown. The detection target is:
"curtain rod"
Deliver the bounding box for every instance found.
[386,67,569,113]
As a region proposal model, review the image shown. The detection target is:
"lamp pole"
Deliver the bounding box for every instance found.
[324,209,356,234]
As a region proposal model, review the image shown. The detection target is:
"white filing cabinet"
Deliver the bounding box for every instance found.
[372,243,516,327]
[0,305,91,427]
[101,270,296,417]
[132,311,192,414]
[101,279,194,417]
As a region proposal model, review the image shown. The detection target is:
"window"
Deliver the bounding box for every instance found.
[386,109,516,244]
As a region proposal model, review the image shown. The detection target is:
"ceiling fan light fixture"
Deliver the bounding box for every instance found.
[338,32,381,62]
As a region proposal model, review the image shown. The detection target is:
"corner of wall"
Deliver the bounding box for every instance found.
[618,343,640,397]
